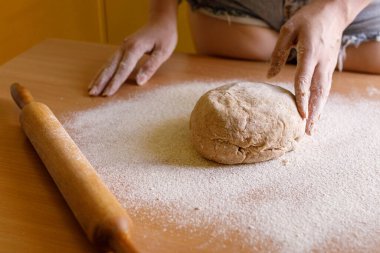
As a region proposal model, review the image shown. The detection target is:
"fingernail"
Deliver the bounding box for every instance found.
[102,90,110,97]
[267,67,275,78]
[298,102,307,119]
[136,73,147,85]
[306,121,315,136]
[303,105,309,119]
[267,66,280,79]
[89,87,97,96]
[102,87,115,97]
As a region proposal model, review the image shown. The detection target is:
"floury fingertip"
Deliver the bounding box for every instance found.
[306,120,315,136]
[102,88,112,97]
[267,65,281,79]
[303,103,309,119]
[88,87,98,96]
[267,67,276,78]
[136,73,147,85]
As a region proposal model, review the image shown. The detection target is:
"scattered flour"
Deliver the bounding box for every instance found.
[367,86,380,97]
[64,81,380,252]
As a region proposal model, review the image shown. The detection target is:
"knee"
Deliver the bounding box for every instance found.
[189,11,278,62]
[343,41,380,74]
[195,29,277,61]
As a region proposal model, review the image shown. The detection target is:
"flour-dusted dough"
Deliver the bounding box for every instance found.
[190,82,305,164]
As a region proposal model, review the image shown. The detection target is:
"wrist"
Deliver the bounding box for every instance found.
[147,15,177,35]
[149,0,178,26]
[328,0,372,26]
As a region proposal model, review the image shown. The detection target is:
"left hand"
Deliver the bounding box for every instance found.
[267,0,349,135]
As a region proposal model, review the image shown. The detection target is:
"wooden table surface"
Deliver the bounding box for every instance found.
[1,39,379,253]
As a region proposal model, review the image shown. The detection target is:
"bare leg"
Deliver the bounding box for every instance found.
[189,10,380,75]
[188,11,278,61]
[343,41,380,74]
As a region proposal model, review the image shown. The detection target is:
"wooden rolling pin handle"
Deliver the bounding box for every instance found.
[10,84,138,253]
[94,216,137,252]
[10,83,35,109]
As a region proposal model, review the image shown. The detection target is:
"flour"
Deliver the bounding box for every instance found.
[64,81,380,252]
[367,86,380,97]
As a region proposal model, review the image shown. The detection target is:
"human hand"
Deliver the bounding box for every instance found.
[89,20,177,96]
[267,0,350,135]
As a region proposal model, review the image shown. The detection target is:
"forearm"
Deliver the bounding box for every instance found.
[149,0,178,25]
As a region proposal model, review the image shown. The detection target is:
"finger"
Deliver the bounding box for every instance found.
[294,42,317,119]
[136,47,171,85]
[267,23,296,78]
[88,48,123,96]
[102,44,148,96]
[306,64,332,135]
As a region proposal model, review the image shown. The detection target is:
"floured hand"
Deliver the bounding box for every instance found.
[267,0,370,135]
[89,17,177,96]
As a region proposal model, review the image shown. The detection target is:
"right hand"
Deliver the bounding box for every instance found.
[89,20,177,96]
[267,0,346,135]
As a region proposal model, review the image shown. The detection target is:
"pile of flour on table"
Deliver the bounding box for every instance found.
[64,81,380,252]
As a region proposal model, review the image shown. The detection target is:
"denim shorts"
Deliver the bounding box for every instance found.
[186,0,380,70]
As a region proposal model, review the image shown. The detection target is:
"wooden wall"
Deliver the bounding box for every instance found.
[0,0,194,64]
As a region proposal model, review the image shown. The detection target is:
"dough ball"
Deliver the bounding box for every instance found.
[190,82,305,164]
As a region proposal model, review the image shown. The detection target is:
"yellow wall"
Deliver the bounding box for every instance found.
[0,0,103,63]
[104,0,194,53]
[0,0,194,64]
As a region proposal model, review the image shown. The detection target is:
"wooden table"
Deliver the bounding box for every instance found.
[1,39,379,253]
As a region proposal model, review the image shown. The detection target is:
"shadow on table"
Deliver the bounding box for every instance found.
[143,117,219,168]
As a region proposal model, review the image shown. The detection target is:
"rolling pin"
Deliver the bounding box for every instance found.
[10,83,138,253]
